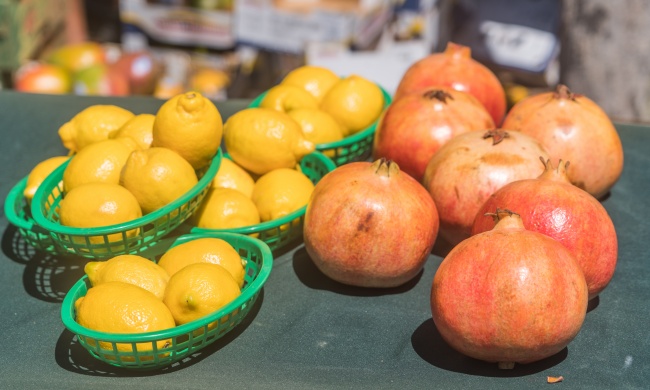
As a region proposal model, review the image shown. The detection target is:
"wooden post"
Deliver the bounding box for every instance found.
[560,0,650,123]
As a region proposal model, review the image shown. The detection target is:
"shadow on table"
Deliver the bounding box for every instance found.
[2,223,36,265]
[54,288,265,376]
[411,318,568,377]
[2,224,87,303]
[292,247,423,296]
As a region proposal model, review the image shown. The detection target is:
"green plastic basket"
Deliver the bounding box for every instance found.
[249,82,393,166]
[61,232,273,370]
[30,149,223,259]
[191,151,336,252]
[4,175,67,254]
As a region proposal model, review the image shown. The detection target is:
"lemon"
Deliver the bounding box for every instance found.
[287,108,344,147]
[85,255,170,300]
[252,168,314,223]
[62,138,137,193]
[58,105,134,152]
[281,65,340,102]
[23,156,68,203]
[120,147,198,215]
[109,113,155,150]
[59,183,143,246]
[259,84,319,113]
[193,187,260,232]
[190,68,230,97]
[75,281,175,357]
[223,108,315,175]
[320,75,385,136]
[158,237,246,287]
[153,91,223,170]
[163,263,241,325]
[212,158,255,198]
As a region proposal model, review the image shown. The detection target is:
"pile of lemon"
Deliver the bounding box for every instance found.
[188,66,385,230]
[75,237,245,353]
[192,156,315,230]
[23,91,222,245]
[234,66,385,157]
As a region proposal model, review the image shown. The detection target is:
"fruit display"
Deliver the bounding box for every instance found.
[3,46,629,378]
[61,232,273,369]
[249,66,392,166]
[191,152,336,252]
[27,91,223,258]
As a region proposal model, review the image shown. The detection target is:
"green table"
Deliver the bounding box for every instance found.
[0,91,648,389]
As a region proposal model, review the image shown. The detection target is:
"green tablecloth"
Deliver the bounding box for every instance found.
[0,91,648,389]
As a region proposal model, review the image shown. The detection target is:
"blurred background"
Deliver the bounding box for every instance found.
[1,0,648,123]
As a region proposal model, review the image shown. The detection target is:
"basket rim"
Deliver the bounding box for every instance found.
[4,176,34,231]
[191,150,336,234]
[60,231,273,342]
[30,148,223,236]
[248,80,392,150]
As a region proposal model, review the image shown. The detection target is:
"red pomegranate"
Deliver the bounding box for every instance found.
[395,42,507,125]
[501,84,623,199]
[423,129,549,245]
[472,158,618,299]
[431,209,589,369]
[373,88,495,182]
[303,158,439,288]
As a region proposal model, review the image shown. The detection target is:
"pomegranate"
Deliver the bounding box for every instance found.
[395,42,507,125]
[431,209,589,369]
[373,88,495,182]
[423,129,549,245]
[472,158,618,299]
[501,84,623,199]
[303,158,439,288]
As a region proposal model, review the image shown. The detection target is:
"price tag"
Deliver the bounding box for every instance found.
[480,20,558,72]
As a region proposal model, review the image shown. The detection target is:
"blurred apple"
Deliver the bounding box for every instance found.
[112,51,162,95]
[46,42,106,73]
[72,64,130,96]
[14,62,72,94]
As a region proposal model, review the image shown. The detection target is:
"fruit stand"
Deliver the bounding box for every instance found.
[0,90,648,388]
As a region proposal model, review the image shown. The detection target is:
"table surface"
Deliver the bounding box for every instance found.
[0,91,648,389]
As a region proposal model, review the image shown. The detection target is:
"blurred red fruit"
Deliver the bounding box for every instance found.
[14,62,72,94]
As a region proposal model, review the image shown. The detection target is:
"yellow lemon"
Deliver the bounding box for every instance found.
[85,255,170,300]
[75,282,175,358]
[223,108,315,175]
[158,237,246,287]
[120,147,198,215]
[193,187,260,232]
[287,108,344,148]
[211,158,255,198]
[152,91,223,170]
[259,84,319,113]
[109,113,155,150]
[59,183,143,246]
[252,168,314,223]
[23,156,68,203]
[163,263,241,325]
[190,68,230,97]
[62,138,137,193]
[58,105,134,152]
[281,65,340,102]
[320,75,385,136]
